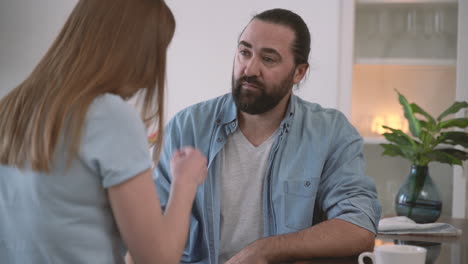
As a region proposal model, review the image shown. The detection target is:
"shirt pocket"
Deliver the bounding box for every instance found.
[283,179,317,230]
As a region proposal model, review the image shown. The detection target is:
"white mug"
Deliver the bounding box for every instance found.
[358,244,427,264]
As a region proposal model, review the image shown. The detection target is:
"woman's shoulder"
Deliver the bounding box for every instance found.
[87,93,140,123]
[90,93,133,113]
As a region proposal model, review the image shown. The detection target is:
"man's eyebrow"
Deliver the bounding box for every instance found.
[261,47,281,58]
[238,41,252,48]
[238,41,282,60]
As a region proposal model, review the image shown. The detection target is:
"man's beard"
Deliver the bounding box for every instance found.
[231,69,295,115]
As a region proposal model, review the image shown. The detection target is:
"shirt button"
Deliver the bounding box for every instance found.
[217,137,223,142]
[216,119,221,124]
[305,181,311,187]
[231,122,236,128]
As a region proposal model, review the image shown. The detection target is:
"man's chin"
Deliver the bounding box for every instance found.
[239,87,262,97]
[237,95,259,106]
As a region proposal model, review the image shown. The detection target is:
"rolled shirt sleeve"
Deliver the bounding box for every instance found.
[317,114,381,234]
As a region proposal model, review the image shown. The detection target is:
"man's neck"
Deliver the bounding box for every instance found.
[238,93,291,147]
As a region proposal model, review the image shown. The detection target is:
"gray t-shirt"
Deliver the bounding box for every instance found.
[218,128,276,263]
[0,94,152,264]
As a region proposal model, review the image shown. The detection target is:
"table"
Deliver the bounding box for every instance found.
[294,217,467,264]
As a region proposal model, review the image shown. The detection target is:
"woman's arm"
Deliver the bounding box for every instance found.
[109,147,207,264]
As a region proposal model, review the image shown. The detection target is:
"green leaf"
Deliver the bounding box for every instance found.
[382,133,412,146]
[380,143,416,162]
[437,131,468,148]
[382,126,417,147]
[438,118,468,129]
[380,143,405,157]
[397,90,421,137]
[437,101,468,121]
[419,130,434,146]
[411,103,436,127]
[426,150,463,166]
[419,120,430,129]
[436,148,468,161]
[419,120,436,132]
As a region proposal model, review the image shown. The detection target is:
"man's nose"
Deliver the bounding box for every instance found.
[244,57,260,77]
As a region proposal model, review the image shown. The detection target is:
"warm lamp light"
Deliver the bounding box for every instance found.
[370,115,408,135]
[374,239,395,247]
[371,116,386,135]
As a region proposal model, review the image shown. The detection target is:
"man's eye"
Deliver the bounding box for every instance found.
[239,50,251,57]
[263,57,276,64]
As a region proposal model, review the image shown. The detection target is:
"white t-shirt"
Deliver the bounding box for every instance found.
[218,128,277,263]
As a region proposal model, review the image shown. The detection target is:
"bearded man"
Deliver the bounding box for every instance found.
[153,8,381,264]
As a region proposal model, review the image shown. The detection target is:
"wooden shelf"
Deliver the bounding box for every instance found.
[355,58,457,66]
[357,0,457,4]
[363,136,387,144]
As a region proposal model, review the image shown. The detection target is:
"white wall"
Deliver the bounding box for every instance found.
[0,0,342,121]
[164,0,341,119]
[0,0,77,98]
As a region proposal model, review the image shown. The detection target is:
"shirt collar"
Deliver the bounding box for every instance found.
[215,94,237,125]
[280,94,295,132]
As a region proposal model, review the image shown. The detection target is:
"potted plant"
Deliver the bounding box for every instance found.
[380,90,468,223]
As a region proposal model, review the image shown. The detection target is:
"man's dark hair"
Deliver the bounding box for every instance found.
[253,8,310,66]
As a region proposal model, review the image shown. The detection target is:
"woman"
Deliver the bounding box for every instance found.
[0,0,206,263]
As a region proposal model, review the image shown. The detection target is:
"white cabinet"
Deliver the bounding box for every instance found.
[338,0,468,218]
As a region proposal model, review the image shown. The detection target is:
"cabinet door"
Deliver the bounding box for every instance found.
[338,0,467,218]
[453,0,468,219]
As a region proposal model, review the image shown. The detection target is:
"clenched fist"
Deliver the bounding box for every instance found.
[170,147,208,187]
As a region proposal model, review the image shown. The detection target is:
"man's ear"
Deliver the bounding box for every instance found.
[293,63,309,84]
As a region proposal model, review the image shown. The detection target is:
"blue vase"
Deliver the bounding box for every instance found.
[395,165,442,223]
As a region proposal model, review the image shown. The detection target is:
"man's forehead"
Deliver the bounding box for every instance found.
[238,19,295,53]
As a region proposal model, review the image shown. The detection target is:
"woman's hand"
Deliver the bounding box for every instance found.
[170,147,207,188]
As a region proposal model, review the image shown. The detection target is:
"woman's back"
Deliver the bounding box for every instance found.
[0,94,152,263]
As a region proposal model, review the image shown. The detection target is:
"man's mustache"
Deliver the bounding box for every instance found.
[238,76,264,89]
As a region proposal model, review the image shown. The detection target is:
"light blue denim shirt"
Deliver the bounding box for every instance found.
[154,93,381,264]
